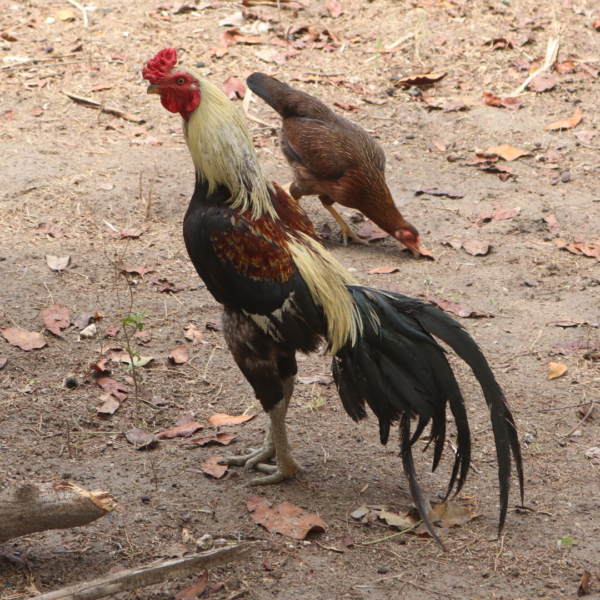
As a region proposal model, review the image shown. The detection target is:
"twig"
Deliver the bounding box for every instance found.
[539,402,595,412]
[64,92,144,124]
[66,420,73,459]
[361,521,422,545]
[494,532,506,571]
[65,0,88,26]
[528,328,543,352]
[242,89,277,128]
[565,401,595,437]
[509,32,560,96]
[34,543,258,600]
[146,162,157,220]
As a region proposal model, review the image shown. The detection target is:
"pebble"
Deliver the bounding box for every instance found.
[377,567,389,574]
[524,434,535,444]
[141,495,151,502]
[196,534,213,551]
[560,171,571,183]
[63,376,79,389]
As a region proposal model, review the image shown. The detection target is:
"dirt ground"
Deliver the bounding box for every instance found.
[1,0,600,597]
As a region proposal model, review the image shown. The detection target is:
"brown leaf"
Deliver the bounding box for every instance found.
[356,221,389,242]
[574,130,598,144]
[46,255,70,271]
[442,237,465,251]
[247,496,326,539]
[1,328,46,351]
[111,226,148,239]
[548,319,599,328]
[0,358,7,370]
[578,570,591,596]
[134,330,152,346]
[176,412,195,426]
[222,77,246,100]
[428,502,472,527]
[120,264,154,277]
[527,73,557,92]
[585,447,600,465]
[56,8,75,20]
[103,325,120,338]
[223,27,261,45]
[189,433,237,446]
[429,297,490,318]
[126,428,159,450]
[149,278,186,293]
[36,223,64,238]
[41,305,70,337]
[379,510,414,529]
[462,240,490,256]
[206,318,222,331]
[472,208,519,223]
[544,214,561,234]
[208,46,229,58]
[97,394,120,415]
[482,91,522,110]
[168,346,189,364]
[485,145,530,161]
[208,413,256,427]
[325,0,344,17]
[548,362,568,379]
[394,73,446,86]
[416,245,435,260]
[554,60,576,74]
[157,422,203,439]
[544,107,582,130]
[432,139,446,151]
[415,185,465,198]
[1,32,17,42]
[91,84,114,92]
[368,266,400,274]
[175,572,208,600]
[97,377,128,401]
[554,339,598,356]
[201,456,228,478]
[297,375,334,385]
[185,324,203,346]
[556,240,600,259]
[333,101,358,112]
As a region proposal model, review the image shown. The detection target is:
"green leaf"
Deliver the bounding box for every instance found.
[557,537,574,549]
[121,355,154,368]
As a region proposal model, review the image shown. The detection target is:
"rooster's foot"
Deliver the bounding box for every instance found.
[248,454,305,486]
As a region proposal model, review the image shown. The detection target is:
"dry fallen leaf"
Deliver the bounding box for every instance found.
[46,255,70,271]
[428,502,472,527]
[206,318,223,331]
[482,91,522,110]
[247,496,326,540]
[208,413,255,426]
[157,421,203,439]
[578,570,591,596]
[185,324,203,345]
[462,240,490,256]
[97,394,120,415]
[189,433,237,446]
[356,221,388,242]
[126,428,159,450]
[379,510,414,529]
[544,107,582,130]
[527,73,557,92]
[150,278,186,293]
[485,145,530,161]
[168,346,189,364]
[175,572,208,600]
[111,226,148,239]
[394,73,446,86]
[1,328,46,351]
[429,297,489,319]
[585,447,600,465]
[120,264,154,277]
[201,456,228,478]
[325,0,344,17]
[36,223,64,238]
[41,305,70,337]
[56,8,75,20]
[222,76,246,99]
[368,266,400,274]
[0,358,7,370]
[556,240,600,259]
[97,377,128,401]
[548,362,568,379]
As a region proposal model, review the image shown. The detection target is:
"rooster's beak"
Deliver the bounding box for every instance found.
[146,83,160,95]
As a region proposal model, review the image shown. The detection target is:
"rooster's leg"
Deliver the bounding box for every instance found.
[321,203,368,247]
[249,376,305,485]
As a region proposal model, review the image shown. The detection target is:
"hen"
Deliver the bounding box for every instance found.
[247,72,421,254]
[143,49,523,541]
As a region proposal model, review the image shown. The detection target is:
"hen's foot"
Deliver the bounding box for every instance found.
[219,431,275,468]
[249,454,305,486]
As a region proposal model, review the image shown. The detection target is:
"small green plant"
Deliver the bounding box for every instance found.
[120,310,146,411]
[307,384,325,411]
[557,536,574,549]
[374,34,383,71]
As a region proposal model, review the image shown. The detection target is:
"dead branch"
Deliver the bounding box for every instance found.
[64,92,145,124]
[0,481,115,543]
[34,542,258,600]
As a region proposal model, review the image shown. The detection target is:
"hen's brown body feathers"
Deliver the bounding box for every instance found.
[247,73,421,252]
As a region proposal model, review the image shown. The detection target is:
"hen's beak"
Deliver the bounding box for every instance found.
[147,83,160,95]
[410,245,421,258]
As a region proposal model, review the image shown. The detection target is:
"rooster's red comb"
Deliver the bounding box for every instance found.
[143,48,178,84]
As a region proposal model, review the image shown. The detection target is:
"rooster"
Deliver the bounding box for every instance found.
[143,49,523,540]
[247,72,421,254]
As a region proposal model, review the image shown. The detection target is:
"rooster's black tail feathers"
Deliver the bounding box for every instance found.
[332,286,523,541]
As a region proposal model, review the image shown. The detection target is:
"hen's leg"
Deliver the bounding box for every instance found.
[219,425,275,467]
[249,376,305,485]
[321,200,368,247]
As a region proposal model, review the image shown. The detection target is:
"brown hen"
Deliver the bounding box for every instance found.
[247,72,422,255]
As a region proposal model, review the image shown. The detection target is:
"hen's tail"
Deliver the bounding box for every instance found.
[246,72,335,121]
[332,286,523,542]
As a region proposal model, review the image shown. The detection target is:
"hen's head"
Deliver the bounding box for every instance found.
[394,225,421,257]
[143,48,200,121]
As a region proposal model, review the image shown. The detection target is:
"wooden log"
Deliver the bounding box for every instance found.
[0,481,116,543]
[35,542,258,600]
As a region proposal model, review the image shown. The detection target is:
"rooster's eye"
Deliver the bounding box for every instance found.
[176,77,185,85]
